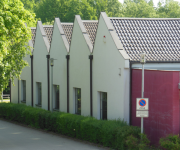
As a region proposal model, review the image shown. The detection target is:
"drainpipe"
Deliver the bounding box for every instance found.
[66,55,70,113]
[129,61,132,125]
[18,79,19,104]
[30,55,33,107]
[89,55,93,117]
[10,80,11,103]
[46,55,50,111]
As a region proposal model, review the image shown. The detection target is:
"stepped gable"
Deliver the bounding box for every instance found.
[31,27,36,46]
[110,18,180,62]
[61,23,73,45]
[43,25,53,45]
[83,21,98,46]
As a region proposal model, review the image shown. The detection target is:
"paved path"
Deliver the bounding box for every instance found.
[0,119,107,150]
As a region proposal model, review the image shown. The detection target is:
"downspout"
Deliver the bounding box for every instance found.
[18,80,19,104]
[10,80,11,103]
[89,55,93,117]
[129,61,132,125]
[46,55,50,111]
[30,55,33,107]
[66,55,70,113]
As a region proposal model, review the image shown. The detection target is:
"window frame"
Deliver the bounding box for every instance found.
[36,82,42,106]
[100,92,107,120]
[21,80,26,103]
[53,85,59,110]
[75,88,81,115]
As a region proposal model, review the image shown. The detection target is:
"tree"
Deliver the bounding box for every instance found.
[0,0,35,99]
[35,0,97,23]
[123,0,158,18]
[156,0,180,18]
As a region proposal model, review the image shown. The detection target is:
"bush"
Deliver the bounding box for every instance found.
[0,103,147,149]
[125,133,150,150]
[159,134,180,150]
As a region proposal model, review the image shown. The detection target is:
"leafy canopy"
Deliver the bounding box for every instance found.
[0,0,35,97]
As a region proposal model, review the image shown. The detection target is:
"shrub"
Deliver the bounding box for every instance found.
[0,103,147,149]
[159,134,180,150]
[125,133,150,150]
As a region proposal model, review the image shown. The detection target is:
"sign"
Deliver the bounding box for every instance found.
[136,98,149,111]
[136,111,149,117]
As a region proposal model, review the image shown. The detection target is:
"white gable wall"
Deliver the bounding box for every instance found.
[69,17,91,116]
[33,23,49,110]
[93,14,130,123]
[50,19,68,112]
[19,55,31,106]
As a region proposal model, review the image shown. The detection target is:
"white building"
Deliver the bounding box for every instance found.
[92,12,130,122]
[69,15,98,116]
[49,18,73,112]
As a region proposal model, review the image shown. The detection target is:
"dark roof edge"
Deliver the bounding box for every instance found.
[130,60,180,64]
[109,17,180,20]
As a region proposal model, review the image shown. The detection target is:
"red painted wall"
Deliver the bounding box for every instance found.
[131,69,180,145]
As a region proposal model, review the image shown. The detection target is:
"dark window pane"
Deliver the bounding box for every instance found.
[101,92,107,120]
[75,88,81,115]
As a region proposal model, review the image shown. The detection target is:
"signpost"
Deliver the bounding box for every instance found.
[136,53,149,135]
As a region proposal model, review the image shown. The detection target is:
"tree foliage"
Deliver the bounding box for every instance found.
[0,0,35,98]
[156,0,180,18]
[20,0,180,24]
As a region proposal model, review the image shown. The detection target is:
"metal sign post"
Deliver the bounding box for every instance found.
[140,53,145,134]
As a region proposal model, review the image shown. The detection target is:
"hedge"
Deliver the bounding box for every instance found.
[0,103,142,149]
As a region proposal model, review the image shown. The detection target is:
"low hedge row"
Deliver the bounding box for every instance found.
[0,103,142,149]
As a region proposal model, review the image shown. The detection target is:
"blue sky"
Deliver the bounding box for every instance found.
[118,0,180,7]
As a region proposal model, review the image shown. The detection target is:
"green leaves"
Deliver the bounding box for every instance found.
[0,0,35,99]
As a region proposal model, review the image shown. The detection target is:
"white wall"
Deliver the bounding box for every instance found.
[69,17,91,116]
[50,20,68,112]
[33,23,49,110]
[92,14,130,123]
[19,55,32,106]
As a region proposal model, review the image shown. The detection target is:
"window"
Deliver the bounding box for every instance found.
[37,82,42,106]
[75,88,81,115]
[21,80,26,103]
[100,92,107,120]
[54,85,59,109]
